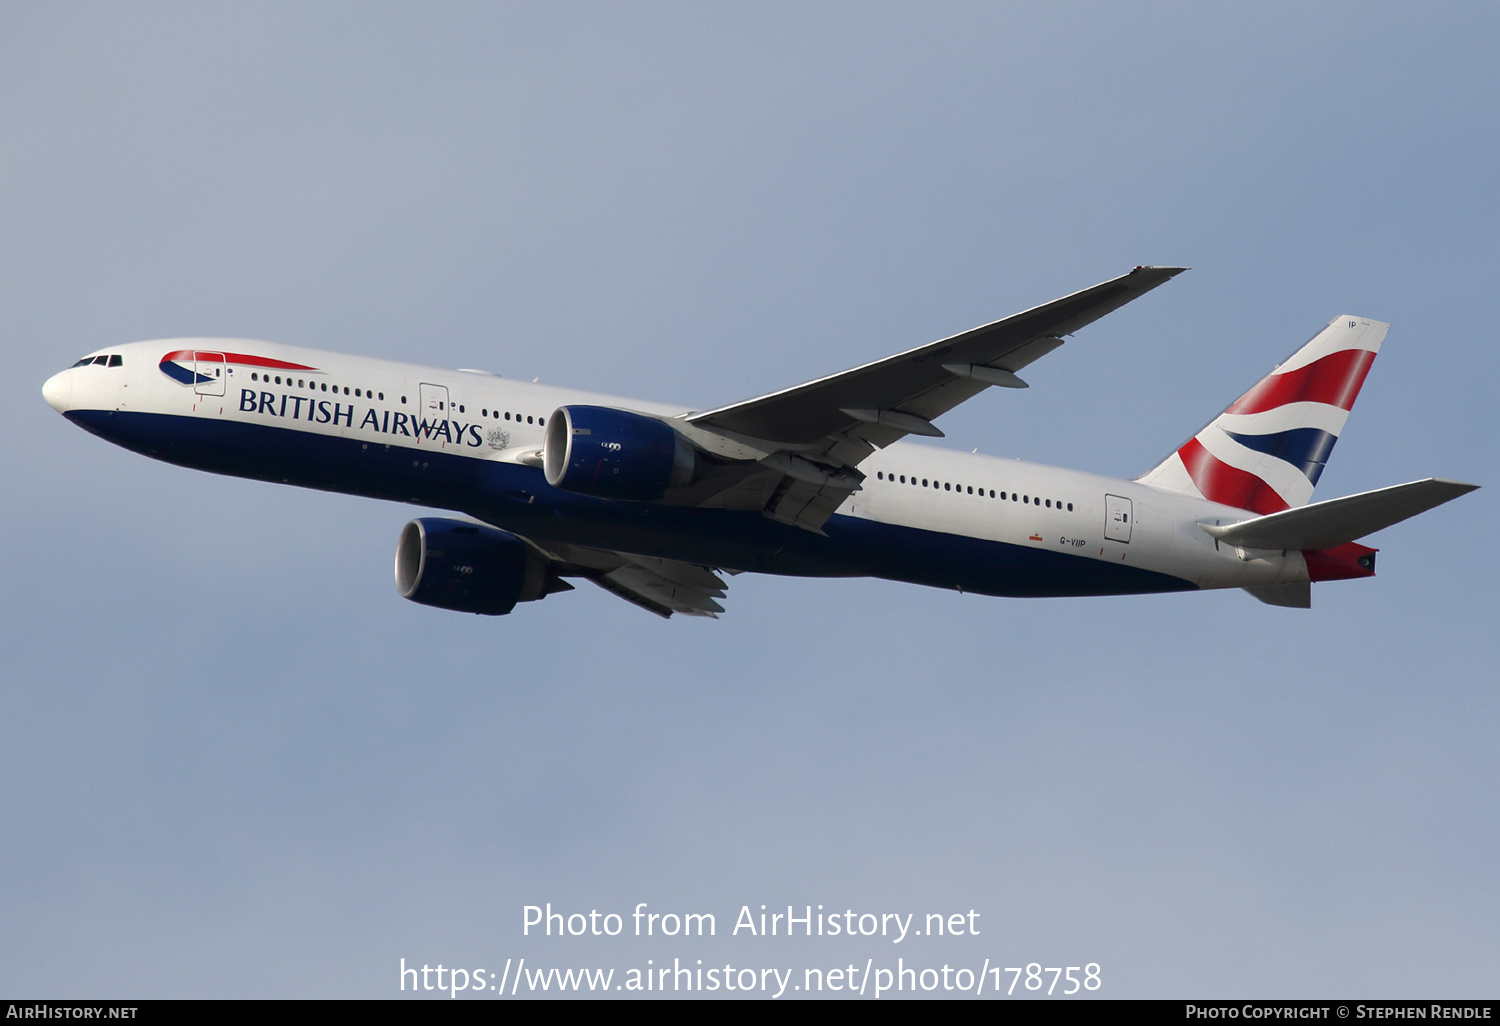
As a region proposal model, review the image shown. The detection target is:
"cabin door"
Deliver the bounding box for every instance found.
[1104,494,1133,543]
[418,383,451,447]
[193,351,226,396]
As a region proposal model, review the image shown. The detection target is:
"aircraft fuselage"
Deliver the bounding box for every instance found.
[45,337,1319,602]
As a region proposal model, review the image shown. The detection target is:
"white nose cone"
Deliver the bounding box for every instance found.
[42,370,72,413]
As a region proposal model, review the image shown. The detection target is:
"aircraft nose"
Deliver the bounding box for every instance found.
[42,370,72,413]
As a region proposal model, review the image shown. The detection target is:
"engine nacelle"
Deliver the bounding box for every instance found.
[543,405,696,501]
[394,518,553,615]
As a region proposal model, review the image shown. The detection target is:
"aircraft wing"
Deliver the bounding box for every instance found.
[683,266,1186,531]
[521,539,729,618]
[689,266,1185,445]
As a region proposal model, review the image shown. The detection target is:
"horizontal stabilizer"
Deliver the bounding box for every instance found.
[1204,478,1478,551]
[1243,583,1312,608]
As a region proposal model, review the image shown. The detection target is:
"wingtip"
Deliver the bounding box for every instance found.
[1433,478,1481,495]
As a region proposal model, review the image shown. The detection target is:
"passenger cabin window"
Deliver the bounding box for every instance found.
[864,469,1063,510]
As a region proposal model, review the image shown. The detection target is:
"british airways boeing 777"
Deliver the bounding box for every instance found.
[41,267,1476,617]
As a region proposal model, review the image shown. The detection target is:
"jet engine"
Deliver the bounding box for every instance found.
[543,405,697,501]
[394,518,568,615]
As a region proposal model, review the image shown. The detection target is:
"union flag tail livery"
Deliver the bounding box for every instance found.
[42,268,1477,618]
[1138,317,1385,514]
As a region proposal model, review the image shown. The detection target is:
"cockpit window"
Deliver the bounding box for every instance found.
[92,355,109,365]
[107,354,123,367]
[73,357,94,367]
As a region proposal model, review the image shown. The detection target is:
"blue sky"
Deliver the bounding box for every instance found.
[3,2,1496,998]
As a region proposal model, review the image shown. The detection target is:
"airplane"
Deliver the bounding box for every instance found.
[41,266,1476,618]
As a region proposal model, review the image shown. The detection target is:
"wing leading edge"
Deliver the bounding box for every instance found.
[689,266,1186,445]
[681,266,1187,531]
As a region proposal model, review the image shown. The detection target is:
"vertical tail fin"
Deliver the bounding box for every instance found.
[1138,316,1387,513]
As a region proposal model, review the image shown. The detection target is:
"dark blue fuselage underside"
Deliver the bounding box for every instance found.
[71,410,1195,598]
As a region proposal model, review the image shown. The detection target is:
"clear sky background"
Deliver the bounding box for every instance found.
[2,2,1496,999]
